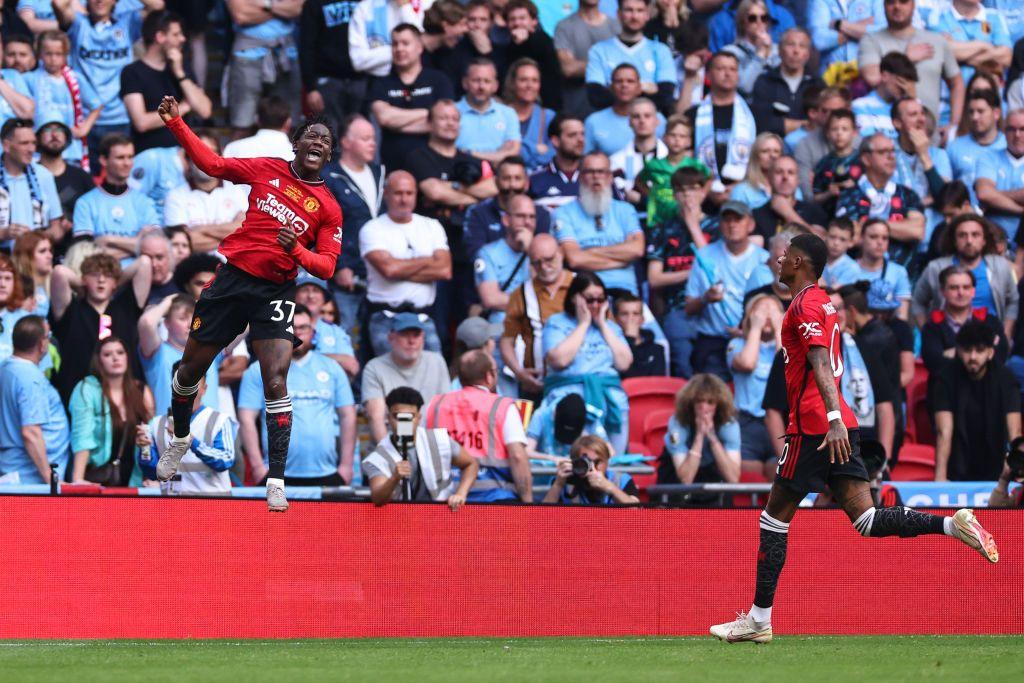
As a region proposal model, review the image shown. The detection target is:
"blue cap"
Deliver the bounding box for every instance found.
[295,270,331,297]
[867,278,900,311]
[391,312,428,332]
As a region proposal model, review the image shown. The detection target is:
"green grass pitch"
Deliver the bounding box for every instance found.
[1,636,1020,682]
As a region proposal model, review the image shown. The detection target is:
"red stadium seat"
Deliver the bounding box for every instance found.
[904,362,932,445]
[627,441,652,457]
[642,408,675,457]
[890,443,936,481]
[623,376,685,443]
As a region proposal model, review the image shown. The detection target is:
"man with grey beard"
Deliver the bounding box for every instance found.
[552,152,645,295]
[163,130,248,253]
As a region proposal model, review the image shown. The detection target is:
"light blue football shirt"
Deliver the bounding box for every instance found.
[238,351,354,478]
[72,186,159,239]
[66,11,142,126]
[455,98,521,154]
[553,198,642,294]
[684,240,768,337]
[0,357,69,483]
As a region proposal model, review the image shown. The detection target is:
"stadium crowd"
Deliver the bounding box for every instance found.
[0,0,1023,506]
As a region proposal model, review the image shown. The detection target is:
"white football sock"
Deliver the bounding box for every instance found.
[749,604,772,624]
[267,477,285,489]
[943,516,956,536]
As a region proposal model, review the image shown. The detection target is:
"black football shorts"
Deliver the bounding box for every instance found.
[189,263,298,347]
[775,428,870,495]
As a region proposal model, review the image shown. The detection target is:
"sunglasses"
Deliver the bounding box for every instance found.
[746,13,770,24]
[584,295,607,304]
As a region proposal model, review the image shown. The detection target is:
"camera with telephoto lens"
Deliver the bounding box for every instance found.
[1007,437,1024,480]
[567,455,594,489]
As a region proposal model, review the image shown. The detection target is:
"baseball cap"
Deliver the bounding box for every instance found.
[456,316,502,349]
[295,270,331,297]
[390,312,428,332]
[866,278,900,311]
[720,200,752,218]
[554,393,586,445]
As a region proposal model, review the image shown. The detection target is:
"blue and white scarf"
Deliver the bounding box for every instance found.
[857,174,897,220]
[696,94,755,182]
[0,155,44,229]
[840,332,876,428]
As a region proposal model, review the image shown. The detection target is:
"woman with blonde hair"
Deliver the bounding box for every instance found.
[12,232,54,317]
[722,0,779,98]
[502,57,555,171]
[729,132,783,210]
[543,434,639,504]
[659,373,741,485]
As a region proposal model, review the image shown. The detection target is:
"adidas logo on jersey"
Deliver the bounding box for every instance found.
[269,178,280,188]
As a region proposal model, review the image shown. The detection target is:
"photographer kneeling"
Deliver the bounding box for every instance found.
[989,437,1024,508]
[363,387,479,511]
[543,435,639,505]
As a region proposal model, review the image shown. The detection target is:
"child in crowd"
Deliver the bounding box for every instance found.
[812,109,861,215]
[822,217,859,289]
[636,116,705,229]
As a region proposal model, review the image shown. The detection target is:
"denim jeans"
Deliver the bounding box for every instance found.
[661,308,698,378]
[692,334,732,382]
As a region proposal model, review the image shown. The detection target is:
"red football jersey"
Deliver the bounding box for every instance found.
[167,117,342,283]
[780,284,858,435]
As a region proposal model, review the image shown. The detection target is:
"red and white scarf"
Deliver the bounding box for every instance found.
[61,65,88,172]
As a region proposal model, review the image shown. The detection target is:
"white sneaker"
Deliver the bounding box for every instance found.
[710,611,773,644]
[156,436,190,482]
[267,482,289,512]
[950,509,999,563]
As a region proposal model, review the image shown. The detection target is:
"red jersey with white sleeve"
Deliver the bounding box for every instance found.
[780,284,858,435]
[165,116,342,284]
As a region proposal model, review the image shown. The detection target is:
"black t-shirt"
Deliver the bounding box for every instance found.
[51,162,95,257]
[857,318,901,403]
[54,163,95,217]
[684,104,734,176]
[147,278,183,307]
[930,359,1021,480]
[752,199,828,242]
[368,67,454,172]
[406,145,482,253]
[763,348,788,415]
[622,329,666,378]
[120,60,188,151]
[425,38,484,98]
[51,285,144,402]
[852,335,897,444]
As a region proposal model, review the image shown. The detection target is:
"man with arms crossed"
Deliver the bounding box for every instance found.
[710,233,999,644]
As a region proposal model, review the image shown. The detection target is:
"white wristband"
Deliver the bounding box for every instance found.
[826,410,842,423]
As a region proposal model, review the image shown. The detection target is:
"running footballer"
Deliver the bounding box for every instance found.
[155,96,342,512]
[710,233,999,644]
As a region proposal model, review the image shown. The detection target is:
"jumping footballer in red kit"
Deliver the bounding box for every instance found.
[710,233,999,644]
[154,95,342,512]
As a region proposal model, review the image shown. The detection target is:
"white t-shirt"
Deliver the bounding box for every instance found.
[164,183,248,229]
[359,212,449,308]
[222,129,294,161]
[342,162,379,218]
[223,129,294,198]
